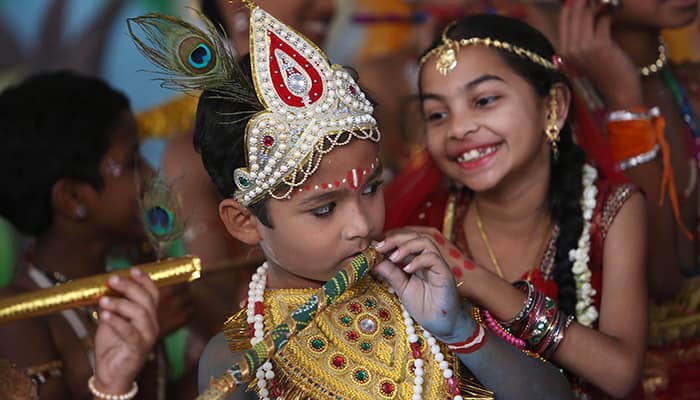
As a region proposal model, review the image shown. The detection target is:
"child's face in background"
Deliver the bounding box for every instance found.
[87,110,153,243]
[612,0,698,29]
[259,139,385,288]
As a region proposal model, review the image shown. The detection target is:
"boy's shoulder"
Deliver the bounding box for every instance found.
[198,331,239,396]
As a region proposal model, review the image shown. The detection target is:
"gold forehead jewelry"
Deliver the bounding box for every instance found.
[419,24,559,75]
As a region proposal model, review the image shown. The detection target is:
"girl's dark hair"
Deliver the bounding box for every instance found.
[423,14,585,316]
[0,70,130,236]
[192,54,273,227]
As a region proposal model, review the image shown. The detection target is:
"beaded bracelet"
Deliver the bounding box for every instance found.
[524,296,558,349]
[483,309,525,349]
[511,291,546,338]
[500,280,535,326]
[88,376,138,400]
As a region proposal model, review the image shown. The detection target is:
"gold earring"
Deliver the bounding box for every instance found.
[545,88,560,161]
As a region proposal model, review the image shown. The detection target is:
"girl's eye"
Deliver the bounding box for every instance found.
[362,180,384,196]
[311,202,336,217]
[425,111,447,122]
[475,95,499,107]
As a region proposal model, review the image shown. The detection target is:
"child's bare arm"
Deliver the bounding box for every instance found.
[198,332,257,400]
[375,234,573,400]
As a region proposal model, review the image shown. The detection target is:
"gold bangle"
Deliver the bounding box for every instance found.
[88,376,138,400]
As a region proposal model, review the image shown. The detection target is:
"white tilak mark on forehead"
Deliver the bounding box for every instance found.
[351,169,359,188]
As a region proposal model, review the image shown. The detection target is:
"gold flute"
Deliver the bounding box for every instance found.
[0,256,201,324]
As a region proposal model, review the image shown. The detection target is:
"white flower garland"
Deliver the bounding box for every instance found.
[568,164,598,328]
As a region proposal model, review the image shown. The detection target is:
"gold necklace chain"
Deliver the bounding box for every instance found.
[473,201,551,281]
[639,36,668,77]
[474,202,505,279]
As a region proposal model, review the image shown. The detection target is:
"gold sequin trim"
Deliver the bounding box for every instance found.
[599,184,635,242]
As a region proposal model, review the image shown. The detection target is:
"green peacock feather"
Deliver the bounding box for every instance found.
[139,173,185,260]
[127,9,261,110]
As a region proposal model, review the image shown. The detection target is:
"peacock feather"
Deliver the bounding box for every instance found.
[139,173,185,260]
[127,9,261,110]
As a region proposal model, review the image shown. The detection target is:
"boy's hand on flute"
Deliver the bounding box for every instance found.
[374,233,472,344]
[92,268,160,395]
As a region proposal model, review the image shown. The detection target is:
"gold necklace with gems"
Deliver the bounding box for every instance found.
[246,263,466,400]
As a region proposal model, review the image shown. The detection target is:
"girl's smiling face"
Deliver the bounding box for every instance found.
[420,46,552,193]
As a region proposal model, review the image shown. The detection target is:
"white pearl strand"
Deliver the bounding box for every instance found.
[389,286,463,400]
[248,265,463,400]
[247,263,277,400]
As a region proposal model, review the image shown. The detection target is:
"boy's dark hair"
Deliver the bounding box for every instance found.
[0,70,130,236]
[193,54,273,227]
[200,0,228,35]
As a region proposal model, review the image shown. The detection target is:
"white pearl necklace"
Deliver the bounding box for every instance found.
[247,263,464,400]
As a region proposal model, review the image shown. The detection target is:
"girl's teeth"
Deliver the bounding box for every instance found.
[458,145,498,162]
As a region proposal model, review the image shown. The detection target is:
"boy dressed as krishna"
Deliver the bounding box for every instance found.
[128,2,572,399]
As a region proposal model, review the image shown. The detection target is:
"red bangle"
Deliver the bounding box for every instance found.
[446,323,488,354]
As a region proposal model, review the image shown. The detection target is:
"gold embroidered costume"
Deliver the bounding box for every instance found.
[223,275,494,400]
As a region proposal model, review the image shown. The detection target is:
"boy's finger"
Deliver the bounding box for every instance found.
[388,236,441,263]
[99,310,144,347]
[107,275,157,312]
[99,296,157,335]
[403,252,451,280]
[130,268,160,304]
[372,260,409,295]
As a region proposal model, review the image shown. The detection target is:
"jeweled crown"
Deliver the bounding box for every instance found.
[128,3,380,207]
[234,6,380,205]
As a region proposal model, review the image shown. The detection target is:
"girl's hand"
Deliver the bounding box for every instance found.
[374,232,471,343]
[559,0,643,109]
[92,268,159,395]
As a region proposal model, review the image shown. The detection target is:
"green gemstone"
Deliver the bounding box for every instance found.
[237,176,250,187]
[361,342,371,351]
[364,298,375,307]
[311,338,325,349]
[355,370,368,382]
[340,316,352,325]
[383,327,394,336]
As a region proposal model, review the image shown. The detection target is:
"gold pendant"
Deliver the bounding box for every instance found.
[436,47,457,76]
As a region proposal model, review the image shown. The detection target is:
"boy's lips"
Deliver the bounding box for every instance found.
[340,253,362,266]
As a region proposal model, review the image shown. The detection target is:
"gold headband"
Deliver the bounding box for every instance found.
[419,24,559,75]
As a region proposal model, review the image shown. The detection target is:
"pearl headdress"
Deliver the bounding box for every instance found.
[237,5,380,205]
[128,3,380,206]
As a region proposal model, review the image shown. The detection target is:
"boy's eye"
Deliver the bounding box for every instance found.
[311,202,336,217]
[475,95,499,107]
[362,180,384,196]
